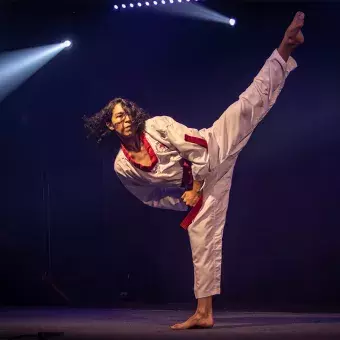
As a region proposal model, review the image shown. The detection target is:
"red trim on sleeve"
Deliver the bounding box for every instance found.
[184,134,208,149]
[121,133,158,172]
[180,195,203,230]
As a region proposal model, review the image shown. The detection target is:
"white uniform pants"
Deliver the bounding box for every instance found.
[188,115,250,299]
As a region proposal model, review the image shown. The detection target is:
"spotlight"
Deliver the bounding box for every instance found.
[137,2,142,6]
[63,40,72,48]
[153,1,158,4]
[130,3,134,7]
[114,5,119,10]
[122,4,126,8]
[145,1,150,5]
[170,0,174,3]
[161,0,166,3]
[178,0,182,2]
[229,18,236,26]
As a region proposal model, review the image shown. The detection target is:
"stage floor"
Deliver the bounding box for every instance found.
[1,308,340,339]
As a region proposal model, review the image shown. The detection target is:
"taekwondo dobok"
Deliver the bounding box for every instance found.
[114,49,297,299]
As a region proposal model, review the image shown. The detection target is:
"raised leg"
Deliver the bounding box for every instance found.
[202,47,297,175]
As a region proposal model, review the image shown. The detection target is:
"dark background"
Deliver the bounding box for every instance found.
[1,0,339,311]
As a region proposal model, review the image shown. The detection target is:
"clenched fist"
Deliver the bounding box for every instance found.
[182,189,201,207]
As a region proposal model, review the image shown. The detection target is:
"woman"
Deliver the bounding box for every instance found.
[84,12,305,330]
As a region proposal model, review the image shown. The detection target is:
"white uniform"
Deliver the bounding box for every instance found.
[114,49,297,299]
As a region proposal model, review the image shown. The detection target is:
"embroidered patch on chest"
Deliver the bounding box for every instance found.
[155,142,169,153]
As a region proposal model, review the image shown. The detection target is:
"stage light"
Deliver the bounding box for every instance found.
[112,0,235,31]
[151,1,236,28]
[63,40,72,48]
[112,0,206,11]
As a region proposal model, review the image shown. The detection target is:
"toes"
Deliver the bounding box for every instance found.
[293,11,305,27]
[170,320,214,330]
[170,323,185,330]
[296,11,305,21]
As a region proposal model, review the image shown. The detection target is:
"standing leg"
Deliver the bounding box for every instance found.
[171,167,234,330]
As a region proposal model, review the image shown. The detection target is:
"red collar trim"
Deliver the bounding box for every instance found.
[121,133,158,172]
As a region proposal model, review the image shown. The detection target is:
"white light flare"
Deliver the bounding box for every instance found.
[63,40,72,48]
[229,18,236,26]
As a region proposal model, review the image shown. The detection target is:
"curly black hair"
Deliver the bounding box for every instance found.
[83,98,150,144]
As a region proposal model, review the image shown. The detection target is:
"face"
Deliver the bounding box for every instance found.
[107,103,135,137]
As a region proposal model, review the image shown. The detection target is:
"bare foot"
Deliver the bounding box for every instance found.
[170,312,214,330]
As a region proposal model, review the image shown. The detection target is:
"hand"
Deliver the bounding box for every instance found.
[181,189,201,207]
[278,12,305,61]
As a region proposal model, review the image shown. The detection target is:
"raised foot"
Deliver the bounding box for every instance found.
[170,313,214,330]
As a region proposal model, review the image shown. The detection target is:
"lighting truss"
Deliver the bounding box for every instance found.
[113,0,205,11]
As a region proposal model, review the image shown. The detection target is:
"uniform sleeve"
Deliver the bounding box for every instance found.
[115,162,188,212]
[211,49,298,160]
[156,116,210,182]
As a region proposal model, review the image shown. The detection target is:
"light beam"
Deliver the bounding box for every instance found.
[0,42,71,103]
[152,2,236,26]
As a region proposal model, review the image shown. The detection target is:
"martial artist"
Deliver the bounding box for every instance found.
[83,11,305,330]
